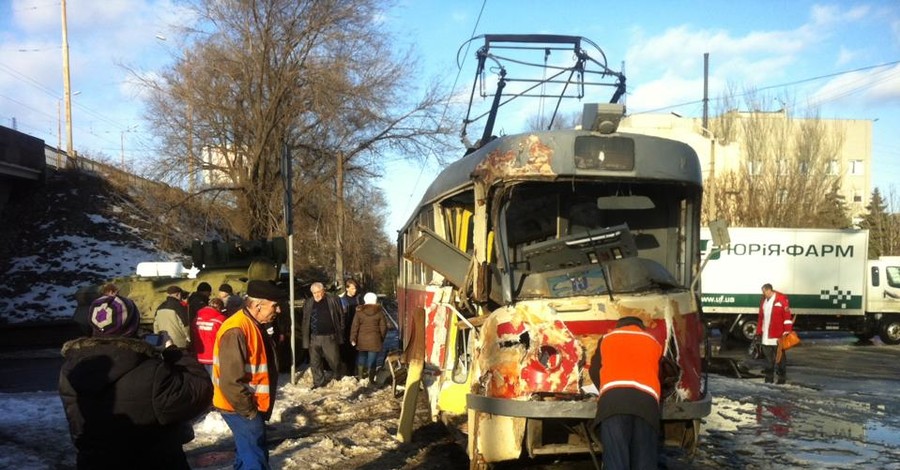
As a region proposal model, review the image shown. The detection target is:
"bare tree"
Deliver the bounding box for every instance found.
[703,90,847,228]
[525,110,581,132]
[138,0,460,282]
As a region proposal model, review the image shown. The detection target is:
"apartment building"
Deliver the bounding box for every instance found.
[618,112,872,221]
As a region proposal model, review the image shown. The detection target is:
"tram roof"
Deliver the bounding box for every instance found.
[403,130,701,230]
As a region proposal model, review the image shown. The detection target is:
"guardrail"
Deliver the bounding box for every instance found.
[45,145,166,191]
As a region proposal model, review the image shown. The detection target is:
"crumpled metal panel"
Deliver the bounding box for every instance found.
[475,303,583,398]
[471,135,556,186]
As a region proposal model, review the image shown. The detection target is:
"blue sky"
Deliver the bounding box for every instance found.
[1,1,898,234]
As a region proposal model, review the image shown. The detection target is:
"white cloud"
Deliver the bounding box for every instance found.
[811,4,870,25]
[836,46,861,67]
[618,3,890,115]
[893,19,900,45]
[811,64,900,107]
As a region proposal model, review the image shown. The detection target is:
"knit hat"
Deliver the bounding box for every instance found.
[90,295,139,337]
[363,292,378,305]
[196,282,212,293]
[246,280,287,302]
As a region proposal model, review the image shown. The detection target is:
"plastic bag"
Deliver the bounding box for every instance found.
[748,337,762,359]
[781,331,801,350]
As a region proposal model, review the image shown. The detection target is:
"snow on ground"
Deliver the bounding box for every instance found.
[0,173,188,324]
[4,349,900,470]
[1,232,175,322]
[0,359,430,470]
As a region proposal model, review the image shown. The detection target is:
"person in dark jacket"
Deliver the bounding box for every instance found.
[350,292,387,383]
[187,281,213,323]
[339,278,363,377]
[589,316,664,470]
[301,282,345,388]
[217,282,243,317]
[59,284,212,470]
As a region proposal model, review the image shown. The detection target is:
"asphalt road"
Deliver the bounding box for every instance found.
[0,348,63,393]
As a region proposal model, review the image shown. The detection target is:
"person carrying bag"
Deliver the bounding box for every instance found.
[757,283,794,384]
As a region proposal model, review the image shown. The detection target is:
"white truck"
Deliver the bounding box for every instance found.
[700,227,900,345]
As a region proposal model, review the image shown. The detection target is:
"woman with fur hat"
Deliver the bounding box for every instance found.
[59,283,213,469]
[349,292,387,383]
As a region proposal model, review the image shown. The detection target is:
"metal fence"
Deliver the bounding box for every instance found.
[44,144,166,190]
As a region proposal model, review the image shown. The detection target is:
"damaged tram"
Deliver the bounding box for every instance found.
[394,35,711,467]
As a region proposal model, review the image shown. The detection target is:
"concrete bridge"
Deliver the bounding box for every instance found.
[0,125,48,213]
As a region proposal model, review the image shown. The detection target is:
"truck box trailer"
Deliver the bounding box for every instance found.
[700,227,900,344]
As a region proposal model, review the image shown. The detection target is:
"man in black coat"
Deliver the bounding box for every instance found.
[300,281,345,388]
[188,281,213,323]
[59,284,213,470]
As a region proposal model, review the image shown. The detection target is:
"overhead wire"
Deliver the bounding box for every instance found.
[398,0,488,228]
[630,59,900,115]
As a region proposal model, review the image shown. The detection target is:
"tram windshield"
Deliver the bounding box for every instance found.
[500,181,698,299]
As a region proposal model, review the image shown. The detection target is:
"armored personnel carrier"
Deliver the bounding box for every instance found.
[74,238,287,333]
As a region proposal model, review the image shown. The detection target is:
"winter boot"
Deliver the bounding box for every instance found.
[776,375,786,385]
[368,367,377,385]
[357,365,366,381]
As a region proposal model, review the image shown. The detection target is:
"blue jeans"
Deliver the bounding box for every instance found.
[357,351,378,370]
[221,412,269,470]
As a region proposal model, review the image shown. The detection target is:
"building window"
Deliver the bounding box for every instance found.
[777,189,788,204]
[827,159,839,176]
[748,160,762,175]
[798,160,809,175]
[850,159,864,175]
[776,159,788,175]
[853,190,863,203]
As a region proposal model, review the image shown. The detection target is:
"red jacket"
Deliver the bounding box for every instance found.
[192,306,225,364]
[757,291,793,341]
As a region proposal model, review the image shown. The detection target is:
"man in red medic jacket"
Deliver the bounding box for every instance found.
[757,283,794,384]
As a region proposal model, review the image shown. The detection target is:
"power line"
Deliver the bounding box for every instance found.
[401,0,488,226]
[631,58,900,115]
[0,63,59,99]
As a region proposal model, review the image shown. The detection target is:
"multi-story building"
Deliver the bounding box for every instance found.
[618,112,872,222]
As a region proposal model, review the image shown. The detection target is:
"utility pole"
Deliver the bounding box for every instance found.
[61,0,74,164]
[57,99,62,166]
[335,151,344,289]
[187,104,195,193]
[702,52,709,134]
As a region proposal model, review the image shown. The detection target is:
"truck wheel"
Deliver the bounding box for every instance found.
[736,318,758,343]
[879,316,900,345]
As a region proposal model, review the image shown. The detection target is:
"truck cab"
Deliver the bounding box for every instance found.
[862,256,900,344]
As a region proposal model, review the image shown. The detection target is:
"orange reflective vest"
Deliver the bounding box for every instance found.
[212,311,271,413]
[599,325,662,401]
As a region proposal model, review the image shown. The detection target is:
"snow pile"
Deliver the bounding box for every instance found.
[0,173,190,324]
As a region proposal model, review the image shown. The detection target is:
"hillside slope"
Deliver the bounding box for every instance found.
[0,170,200,324]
